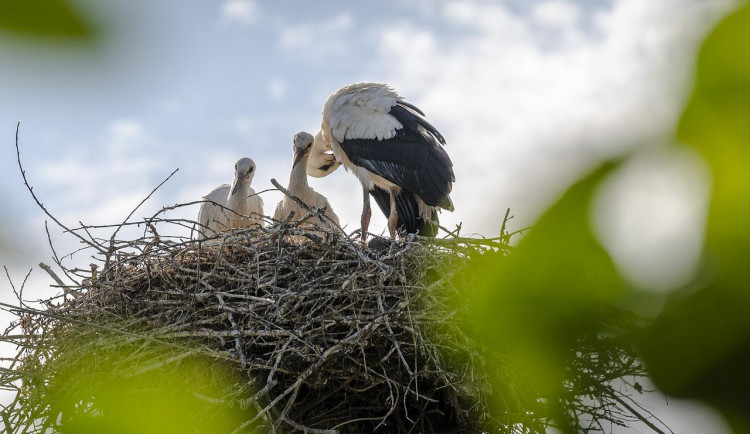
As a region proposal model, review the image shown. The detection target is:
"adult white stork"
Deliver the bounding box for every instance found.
[274,132,340,229]
[227,157,264,229]
[196,157,264,239]
[309,82,454,240]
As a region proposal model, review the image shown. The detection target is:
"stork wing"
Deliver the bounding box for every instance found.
[339,103,454,208]
[329,84,403,142]
[202,184,231,203]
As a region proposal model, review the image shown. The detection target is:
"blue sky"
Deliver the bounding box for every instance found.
[0,0,738,431]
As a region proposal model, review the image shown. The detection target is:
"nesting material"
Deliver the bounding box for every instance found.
[0,216,651,434]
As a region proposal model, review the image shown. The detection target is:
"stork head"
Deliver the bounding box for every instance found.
[231,157,256,195]
[292,131,314,168]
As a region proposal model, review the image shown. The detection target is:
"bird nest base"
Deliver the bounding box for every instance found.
[3,222,511,434]
[1,220,654,434]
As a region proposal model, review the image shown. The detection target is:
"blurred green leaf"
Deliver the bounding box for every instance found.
[43,337,256,434]
[0,0,92,38]
[639,3,750,432]
[467,163,627,430]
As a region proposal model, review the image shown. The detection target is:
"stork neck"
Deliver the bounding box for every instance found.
[289,154,310,191]
[228,181,250,213]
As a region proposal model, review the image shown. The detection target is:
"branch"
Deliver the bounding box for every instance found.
[14,122,107,254]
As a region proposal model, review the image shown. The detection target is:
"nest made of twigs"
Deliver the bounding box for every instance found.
[0,212,654,434]
[3,215,509,434]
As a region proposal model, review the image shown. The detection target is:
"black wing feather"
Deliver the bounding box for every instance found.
[370,186,439,237]
[392,103,445,144]
[339,103,454,207]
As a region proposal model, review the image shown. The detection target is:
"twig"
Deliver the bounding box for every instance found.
[14,122,106,254]
[38,263,66,290]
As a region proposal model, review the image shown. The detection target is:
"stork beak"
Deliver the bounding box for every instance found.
[292,148,305,168]
[231,172,247,195]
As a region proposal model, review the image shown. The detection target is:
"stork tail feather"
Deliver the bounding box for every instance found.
[369,187,439,237]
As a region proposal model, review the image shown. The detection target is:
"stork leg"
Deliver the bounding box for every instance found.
[361,185,372,243]
[387,189,398,238]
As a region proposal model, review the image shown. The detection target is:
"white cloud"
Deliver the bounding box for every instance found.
[278,12,354,56]
[221,0,259,27]
[368,0,731,238]
[36,119,164,226]
[532,0,581,28]
[108,118,144,142]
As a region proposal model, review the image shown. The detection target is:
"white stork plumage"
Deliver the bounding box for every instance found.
[196,184,231,239]
[196,157,264,239]
[308,82,454,240]
[227,157,264,229]
[274,132,340,229]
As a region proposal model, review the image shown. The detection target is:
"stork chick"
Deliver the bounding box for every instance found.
[196,157,264,240]
[196,184,231,239]
[227,157,264,229]
[274,132,340,230]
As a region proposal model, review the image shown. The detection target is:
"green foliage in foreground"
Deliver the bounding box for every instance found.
[0,0,93,39]
[464,3,750,433]
[34,333,254,434]
[466,165,636,432]
[639,4,750,433]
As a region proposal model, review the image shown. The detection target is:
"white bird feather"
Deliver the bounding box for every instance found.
[275,132,340,230]
[196,157,265,239]
[227,157,264,229]
[311,82,454,240]
[196,184,231,239]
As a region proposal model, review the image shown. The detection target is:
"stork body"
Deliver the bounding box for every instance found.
[196,157,264,240]
[310,82,454,240]
[227,157,264,229]
[274,132,340,229]
[196,184,231,239]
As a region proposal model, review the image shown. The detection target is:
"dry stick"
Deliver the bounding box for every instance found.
[267,338,292,387]
[129,350,196,377]
[296,285,422,404]
[14,122,107,255]
[109,167,179,243]
[499,207,511,239]
[44,219,82,286]
[372,376,400,431]
[281,416,337,434]
[215,292,247,367]
[76,221,104,251]
[3,267,24,308]
[38,263,66,290]
[377,292,413,376]
[102,167,179,274]
[276,385,300,432]
[606,392,670,434]
[233,318,387,434]
[0,301,228,362]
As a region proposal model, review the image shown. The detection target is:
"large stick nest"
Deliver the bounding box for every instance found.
[0,215,657,433]
[4,209,515,434]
